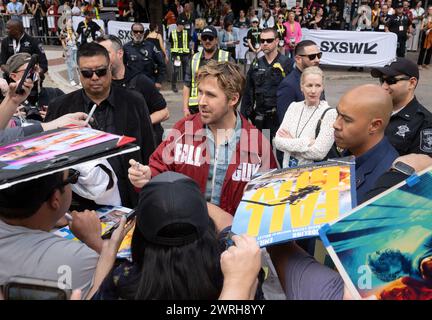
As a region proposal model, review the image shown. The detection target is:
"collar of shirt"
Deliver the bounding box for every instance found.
[391,96,420,121]
[205,111,242,147]
[81,87,116,112]
[355,137,390,170]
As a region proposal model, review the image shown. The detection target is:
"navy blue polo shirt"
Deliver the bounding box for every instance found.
[353,137,399,204]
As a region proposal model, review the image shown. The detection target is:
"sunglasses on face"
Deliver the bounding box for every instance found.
[63,169,80,185]
[80,67,109,78]
[44,169,80,201]
[132,29,144,34]
[201,35,215,42]
[379,76,411,85]
[300,52,323,60]
[260,38,275,44]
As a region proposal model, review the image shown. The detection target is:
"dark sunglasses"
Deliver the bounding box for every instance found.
[80,67,109,78]
[201,35,215,42]
[44,169,80,201]
[132,29,144,34]
[379,76,411,85]
[63,169,80,186]
[260,38,275,44]
[300,52,323,60]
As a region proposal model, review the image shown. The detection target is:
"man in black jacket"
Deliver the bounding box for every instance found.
[96,35,169,145]
[45,43,156,208]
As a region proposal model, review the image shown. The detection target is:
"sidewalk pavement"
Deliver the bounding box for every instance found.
[43,46,432,129]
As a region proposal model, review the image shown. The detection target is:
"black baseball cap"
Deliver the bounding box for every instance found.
[201,26,218,38]
[394,0,404,8]
[136,172,210,247]
[370,57,419,80]
[177,18,187,25]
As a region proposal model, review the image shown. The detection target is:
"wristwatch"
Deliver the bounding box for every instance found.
[390,161,415,176]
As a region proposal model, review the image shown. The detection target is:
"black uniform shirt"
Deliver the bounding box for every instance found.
[385,96,432,156]
[386,14,411,39]
[0,33,48,73]
[123,40,166,83]
[241,53,293,116]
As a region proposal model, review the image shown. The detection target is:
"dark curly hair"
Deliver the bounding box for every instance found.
[367,248,412,282]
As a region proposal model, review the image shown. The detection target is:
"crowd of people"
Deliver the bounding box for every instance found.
[0,0,431,302]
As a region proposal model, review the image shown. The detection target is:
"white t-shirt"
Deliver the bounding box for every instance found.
[0,219,99,297]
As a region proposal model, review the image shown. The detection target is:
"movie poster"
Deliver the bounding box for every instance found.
[232,159,356,247]
[0,127,118,170]
[54,206,134,260]
[320,169,432,300]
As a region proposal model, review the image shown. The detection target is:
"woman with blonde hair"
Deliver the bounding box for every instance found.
[274,66,337,168]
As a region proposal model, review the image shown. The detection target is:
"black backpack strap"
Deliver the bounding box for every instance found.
[315,107,335,138]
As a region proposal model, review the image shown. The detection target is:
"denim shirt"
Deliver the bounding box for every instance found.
[205,112,242,206]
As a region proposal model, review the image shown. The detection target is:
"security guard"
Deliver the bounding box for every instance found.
[183,25,232,115]
[169,18,191,93]
[0,19,48,82]
[241,28,292,140]
[371,58,432,156]
[385,1,412,57]
[123,23,166,89]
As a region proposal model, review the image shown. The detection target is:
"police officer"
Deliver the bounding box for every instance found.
[123,23,166,89]
[385,1,413,57]
[183,25,232,116]
[169,18,192,93]
[241,28,293,140]
[371,58,432,156]
[0,19,48,82]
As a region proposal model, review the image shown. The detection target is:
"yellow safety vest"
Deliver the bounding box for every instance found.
[171,30,190,54]
[188,50,230,107]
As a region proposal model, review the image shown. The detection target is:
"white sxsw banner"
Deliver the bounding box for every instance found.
[235,27,250,61]
[302,29,398,67]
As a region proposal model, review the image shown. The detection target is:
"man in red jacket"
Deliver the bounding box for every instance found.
[128,60,278,219]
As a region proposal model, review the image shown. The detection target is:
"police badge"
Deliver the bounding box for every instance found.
[395,124,410,138]
[420,129,432,153]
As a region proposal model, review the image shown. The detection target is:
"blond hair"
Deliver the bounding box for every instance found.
[301,66,324,85]
[195,18,206,29]
[196,60,245,108]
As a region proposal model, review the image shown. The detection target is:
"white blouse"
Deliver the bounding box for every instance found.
[274,100,337,168]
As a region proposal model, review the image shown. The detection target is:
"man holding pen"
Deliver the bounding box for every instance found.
[46,42,156,208]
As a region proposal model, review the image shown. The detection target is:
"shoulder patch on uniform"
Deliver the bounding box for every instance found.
[38,43,45,53]
[420,129,432,153]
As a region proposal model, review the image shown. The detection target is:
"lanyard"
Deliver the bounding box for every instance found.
[295,102,320,138]
[277,23,284,34]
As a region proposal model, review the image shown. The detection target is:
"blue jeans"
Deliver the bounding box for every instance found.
[66,47,78,82]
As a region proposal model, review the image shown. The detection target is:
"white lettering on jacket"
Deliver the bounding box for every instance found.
[174,143,202,166]
[232,163,261,182]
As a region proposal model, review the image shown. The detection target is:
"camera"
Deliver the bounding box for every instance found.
[22,101,43,122]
